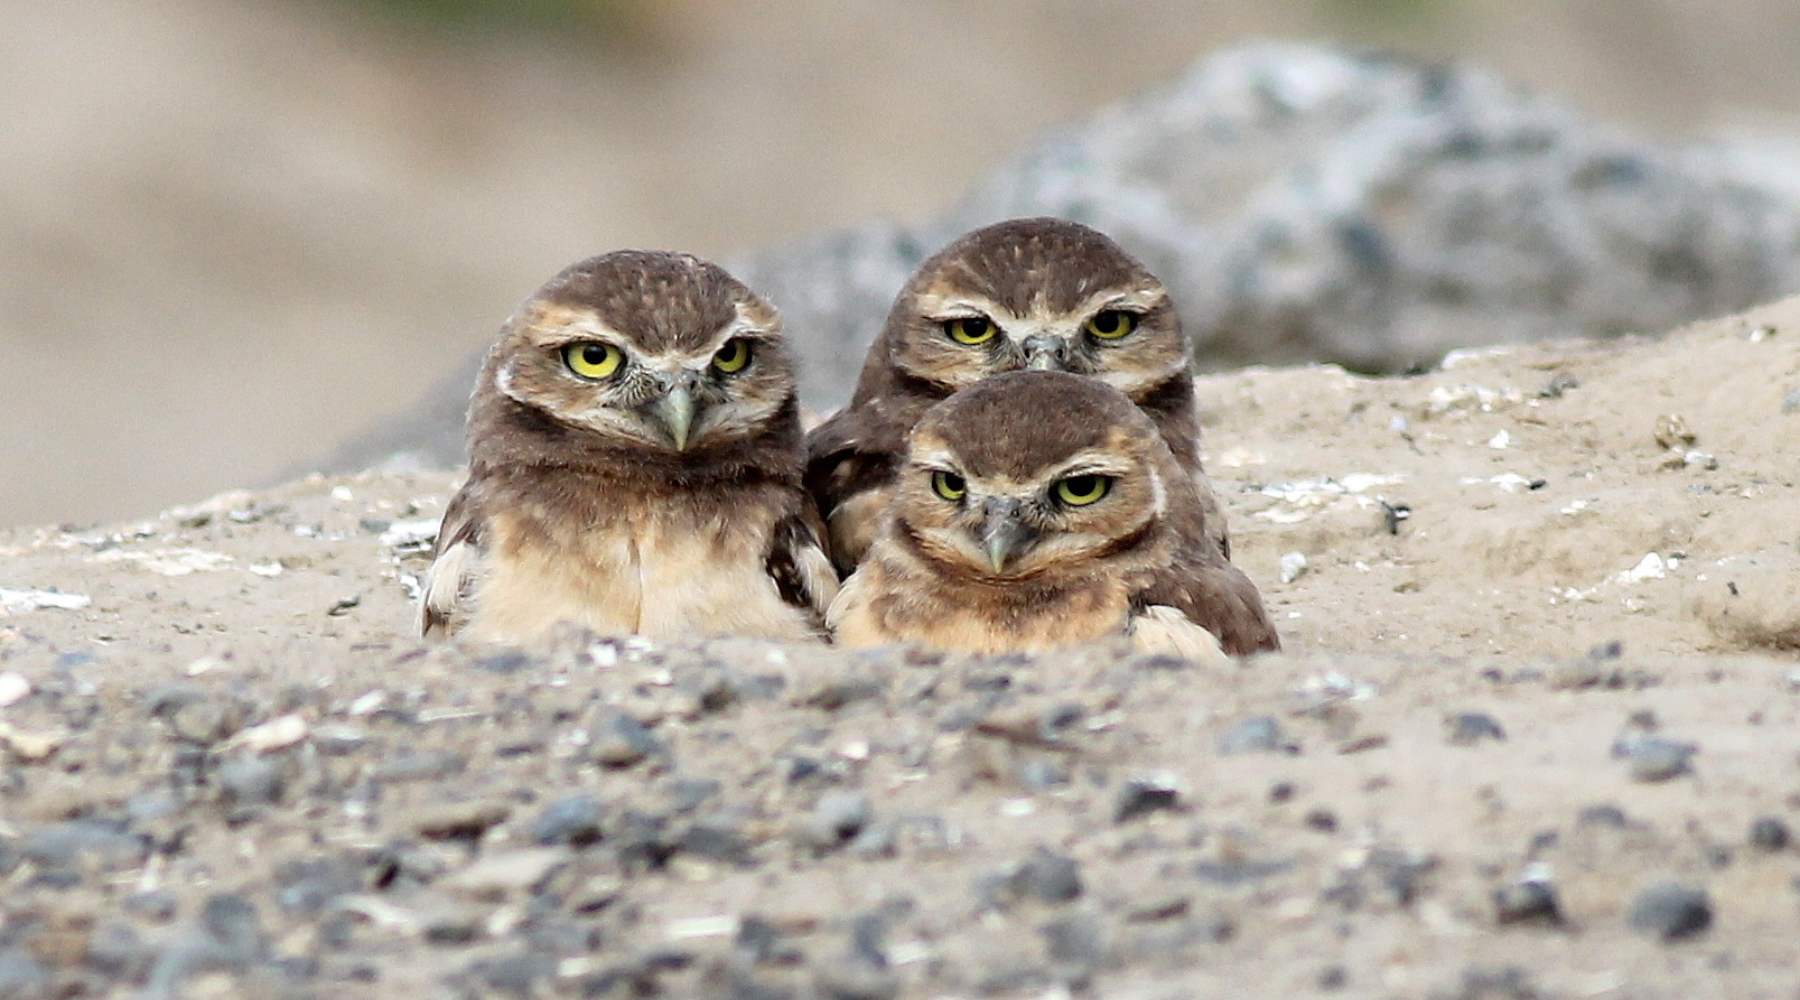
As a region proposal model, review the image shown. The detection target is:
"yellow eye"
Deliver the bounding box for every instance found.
[564,342,623,380]
[712,338,752,374]
[1085,310,1139,340]
[945,317,996,345]
[931,471,966,501]
[1054,475,1112,506]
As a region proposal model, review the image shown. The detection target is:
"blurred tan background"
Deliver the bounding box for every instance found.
[6,0,1800,528]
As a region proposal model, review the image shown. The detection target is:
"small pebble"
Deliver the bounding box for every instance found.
[1492,879,1562,926]
[0,672,30,708]
[1618,737,1695,782]
[794,791,875,853]
[1040,911,1108,972]
[217,754,287,806]
[1576,804,1629,828]
[1750,816,1792,851]
[414,798,512,840]
[999,847,1084,905]
[1114,776,1181,823]
[1217,716,1292,755]
[590,709,665,768]
[1279,551,1308,584]
[532,795,607,846]
[1445,712,1506,745]
[1628,882,1712,940]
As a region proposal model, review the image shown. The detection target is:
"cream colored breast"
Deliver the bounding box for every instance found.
[467,500,813,645]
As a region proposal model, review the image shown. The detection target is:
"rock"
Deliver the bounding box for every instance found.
[372,749,466,783]
[216,753,287,806]
[996,847,1084,906]
[20,820,148,873]
[531,795,607,847]
[590,709,664,768]
[440,847,571,901]
[1492,878,1562,926]
[338,42,1800,469]
[1749,816,1792,851]
[1114,776,1181,823]
[1628,882,1712,940]
[1446,712,1506,746]
[1217,716,1293,755]
[1040,911,1109,975]
[413,798,512,841]
[124,890,180,924]
[793,792,874,853]
[200,892,266,961]
[1615,736,1696,782]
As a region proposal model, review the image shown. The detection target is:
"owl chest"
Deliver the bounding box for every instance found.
[474,502,808,643]
[864,563,1133,654]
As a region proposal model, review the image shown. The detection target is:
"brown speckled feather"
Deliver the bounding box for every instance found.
[807,217,1229,576]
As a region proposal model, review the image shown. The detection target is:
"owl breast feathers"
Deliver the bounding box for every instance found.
[827,370,1279,660]
[419,250,836,646]
[805,216,1231,577]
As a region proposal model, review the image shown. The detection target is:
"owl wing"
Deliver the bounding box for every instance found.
[804,405,903,575]
[765,498,840,629]
[418,485,486,639]
[1132,523,1280,657]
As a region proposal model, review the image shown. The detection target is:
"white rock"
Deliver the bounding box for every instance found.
[0,589,91,613]
[92,548,232,576]
[235,713,308,753]
[1280,551,1309,584]
[379,519,440,548]
[1612,553,1668,585]
[247,561,284,577]
[0,672,29,707]
[1487,429,1512,449]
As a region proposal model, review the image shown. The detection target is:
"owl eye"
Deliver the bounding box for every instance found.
[712,338,753,374]
[931,471,967,501]
[945,317,996,346]
[1084,310,1139,340]
[1054,474,1112,506]
[564,342,623,380]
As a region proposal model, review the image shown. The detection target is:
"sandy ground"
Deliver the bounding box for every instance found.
[1,301,1799,997]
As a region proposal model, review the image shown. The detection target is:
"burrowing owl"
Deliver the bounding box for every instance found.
[827,371,1277,659]
[806,217,1229,576]
[419,251,836,645]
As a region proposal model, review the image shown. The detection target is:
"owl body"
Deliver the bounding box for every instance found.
[807,217,1226,575]
[827,371,1278,660]
[421,251,835,646]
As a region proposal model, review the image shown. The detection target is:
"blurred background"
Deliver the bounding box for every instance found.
[6,0,1800,528]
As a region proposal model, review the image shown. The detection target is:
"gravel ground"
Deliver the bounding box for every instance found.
[2,300,1799,998]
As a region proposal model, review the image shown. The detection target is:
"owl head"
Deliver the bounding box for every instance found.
[468,251,798,470]
[894,370,1177,580]
[876,218,1189,400]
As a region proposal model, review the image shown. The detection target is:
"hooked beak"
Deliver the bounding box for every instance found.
[1022,335,1069,372]
[978,497,1037,573]
[649,373,700,451]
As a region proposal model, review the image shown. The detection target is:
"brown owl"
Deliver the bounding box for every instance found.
[419,251,836,645]
[827,371,1278,659]
[805,217,1229,576]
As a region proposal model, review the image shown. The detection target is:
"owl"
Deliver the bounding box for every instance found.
[827,371,1279,660]
[805,216,1229,576]
[419,251,837,646]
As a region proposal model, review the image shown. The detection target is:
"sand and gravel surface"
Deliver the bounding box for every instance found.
[3,300,1800,998]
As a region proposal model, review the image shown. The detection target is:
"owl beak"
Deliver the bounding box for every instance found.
[979,497,1036,573]
[650,373,701,451]
[1022,335,1069,372]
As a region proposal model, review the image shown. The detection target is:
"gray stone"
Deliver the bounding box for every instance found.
[532,794,607,846]
[1446,712,1507,746]
[590,709,664,768]
[1628,882,1712,940]
[216,753,287,806]
[1750,815,1792,851]
[1217,716,1292,755]
[333,42,1800,472]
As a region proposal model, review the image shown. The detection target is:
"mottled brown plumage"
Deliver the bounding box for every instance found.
[828,372,1278,659]
[806,217,1229,576]
[420,251,835,645]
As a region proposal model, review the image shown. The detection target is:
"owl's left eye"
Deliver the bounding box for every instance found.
[712,338,753,374]
[1054,474,1112,506]
[564,342,624,380]
[1084,310,1139,340]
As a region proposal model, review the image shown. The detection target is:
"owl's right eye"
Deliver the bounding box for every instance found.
[931,471,967,501]
[944,317,996,346]
[563,342,623,380]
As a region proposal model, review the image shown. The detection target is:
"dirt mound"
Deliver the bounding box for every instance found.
[1,301,1797,996]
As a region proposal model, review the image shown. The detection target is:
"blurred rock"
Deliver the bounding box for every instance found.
[339,41,1800,471]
